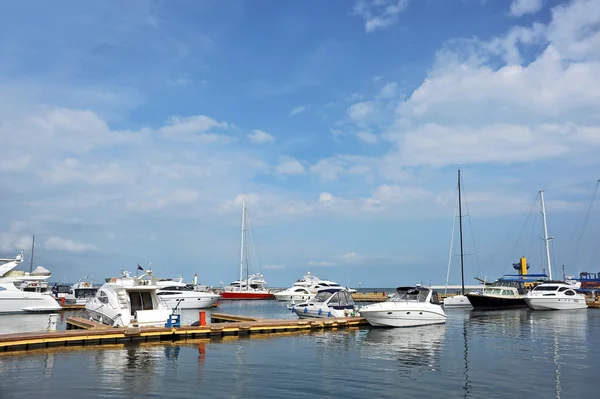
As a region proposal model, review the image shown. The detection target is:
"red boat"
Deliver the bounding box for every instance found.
[220,198,274,300]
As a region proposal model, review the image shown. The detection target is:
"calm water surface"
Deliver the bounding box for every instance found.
[0,301,598,399]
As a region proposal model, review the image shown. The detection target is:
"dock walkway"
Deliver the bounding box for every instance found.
[0,314,369,353]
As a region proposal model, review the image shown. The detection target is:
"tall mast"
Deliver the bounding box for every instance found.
[29,235,35,273]
[244,202,249,291]
[458,169,465,295]
[539,190,553,280]
[239,198,245,283]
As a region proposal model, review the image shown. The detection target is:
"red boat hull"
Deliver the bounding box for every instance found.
[220,291,275,300]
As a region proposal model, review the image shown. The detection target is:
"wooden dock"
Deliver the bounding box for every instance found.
[352,292,389,302]
[0,314,369,353]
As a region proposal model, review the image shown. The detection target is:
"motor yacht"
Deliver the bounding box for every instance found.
[63,277,98,305]
[85,270,172,327]
[274,286,315,301]
[274,272,342,301]
[156,279,221,309]
[359,286,447,328]
[0,252,61,314]
[524,282,588,310]
[292,288,357,318]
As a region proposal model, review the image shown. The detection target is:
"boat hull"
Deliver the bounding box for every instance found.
[160,294,220,309]
[360,308,447,327]
[293,306,354,318]
[0,293,62,314]
[524,296,588,310]
[442,294,472,308]
[466,293,527,310]
[220,291,274,300]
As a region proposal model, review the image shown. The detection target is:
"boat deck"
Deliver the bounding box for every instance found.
[0,314,369,353]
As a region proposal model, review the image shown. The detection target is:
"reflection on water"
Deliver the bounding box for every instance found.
[0,306,598,399]
[360,325,445,375]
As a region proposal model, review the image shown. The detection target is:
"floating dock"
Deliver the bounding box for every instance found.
[0,314,369,353]
[352,292,389,302]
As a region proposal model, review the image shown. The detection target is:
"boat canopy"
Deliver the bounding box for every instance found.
[393,286,431,302]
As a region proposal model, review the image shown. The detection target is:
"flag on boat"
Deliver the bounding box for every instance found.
[137,264,144,271]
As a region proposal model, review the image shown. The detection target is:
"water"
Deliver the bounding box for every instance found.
[0,301,598,398]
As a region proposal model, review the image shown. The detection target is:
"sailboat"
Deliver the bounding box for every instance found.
[220,198,274,300]
[524,190,587,310]
[443,169,472,308]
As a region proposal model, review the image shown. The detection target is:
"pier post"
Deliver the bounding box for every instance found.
[199,311,206,326]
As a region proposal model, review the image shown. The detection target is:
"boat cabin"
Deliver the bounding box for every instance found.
[389,286,441,304]
[52,283,71,298]
[313,288,355,309]
[530,284,580,296]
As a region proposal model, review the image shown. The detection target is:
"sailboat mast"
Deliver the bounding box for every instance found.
[539,190,553,280]
[29,235,35,273]
[239,198,245,283]
[458,169,465,295]
[244,203,250,292]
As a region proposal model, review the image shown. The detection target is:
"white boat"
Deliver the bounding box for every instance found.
[274,286,315,301]
[524,282,588,310]
[85,270,172,327]
[0,252,61,314]
[443,169,473,309]
[64,277,98,305]
[156,279,221,309]
[359,286,447,328]
[292,288,357,318]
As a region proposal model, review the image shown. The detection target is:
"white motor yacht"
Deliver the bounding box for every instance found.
[443,294,472,308]
[156,279,221,309]
[524,282,588,310]
[0,252,61,314]
[85,270,172,327]
[359,286,447,328]
[274,272,341,301]
[292,288,357,318]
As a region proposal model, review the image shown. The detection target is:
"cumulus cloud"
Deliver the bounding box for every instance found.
[275,158,305,175]
[355,131,380,145]
[510,0,544,17]
[353,0,409,33]
[378,82,398,99]
[248,129,275,143]
[44,236,99,252]
[290,105,306,115]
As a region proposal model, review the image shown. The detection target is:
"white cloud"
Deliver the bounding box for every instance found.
[128,189,201,211]
[39,158,133,185]
[290,105,306,115]
[159,114,231,143]
[510,0,544,17]
[248,129,275,143]
[44,236,99,252]
[318,192,336,204]
[347,101,375,123]
[275,158,305,175]
[340,252,357,260]
[356,131,380,145]
[263,264,286,270]
[378,82,398,99]
[0,222,32,252]
[307,260,336,267]
[353,0,409,33]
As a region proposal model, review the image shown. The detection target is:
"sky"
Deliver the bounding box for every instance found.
[1,0,599,288]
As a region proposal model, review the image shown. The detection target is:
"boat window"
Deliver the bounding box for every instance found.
[564,290,576,296]
[54,285,71,294]
[328,292,340,307]
[129,291,154,314]
[431,291,440,304]
[314,291,334,302]
[558,287,568,292]
[99,290,109,304]
[75,288,98,298]
[502,290,512,296]
[533,285,558,291]
[492,289,501,295]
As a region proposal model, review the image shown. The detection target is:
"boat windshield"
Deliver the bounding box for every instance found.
[313,291,335,302]
[532,285,559,292]
[390,287,430,302]
[74,288,98,298]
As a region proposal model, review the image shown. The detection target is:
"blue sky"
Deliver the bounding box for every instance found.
[1,0,599,288]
